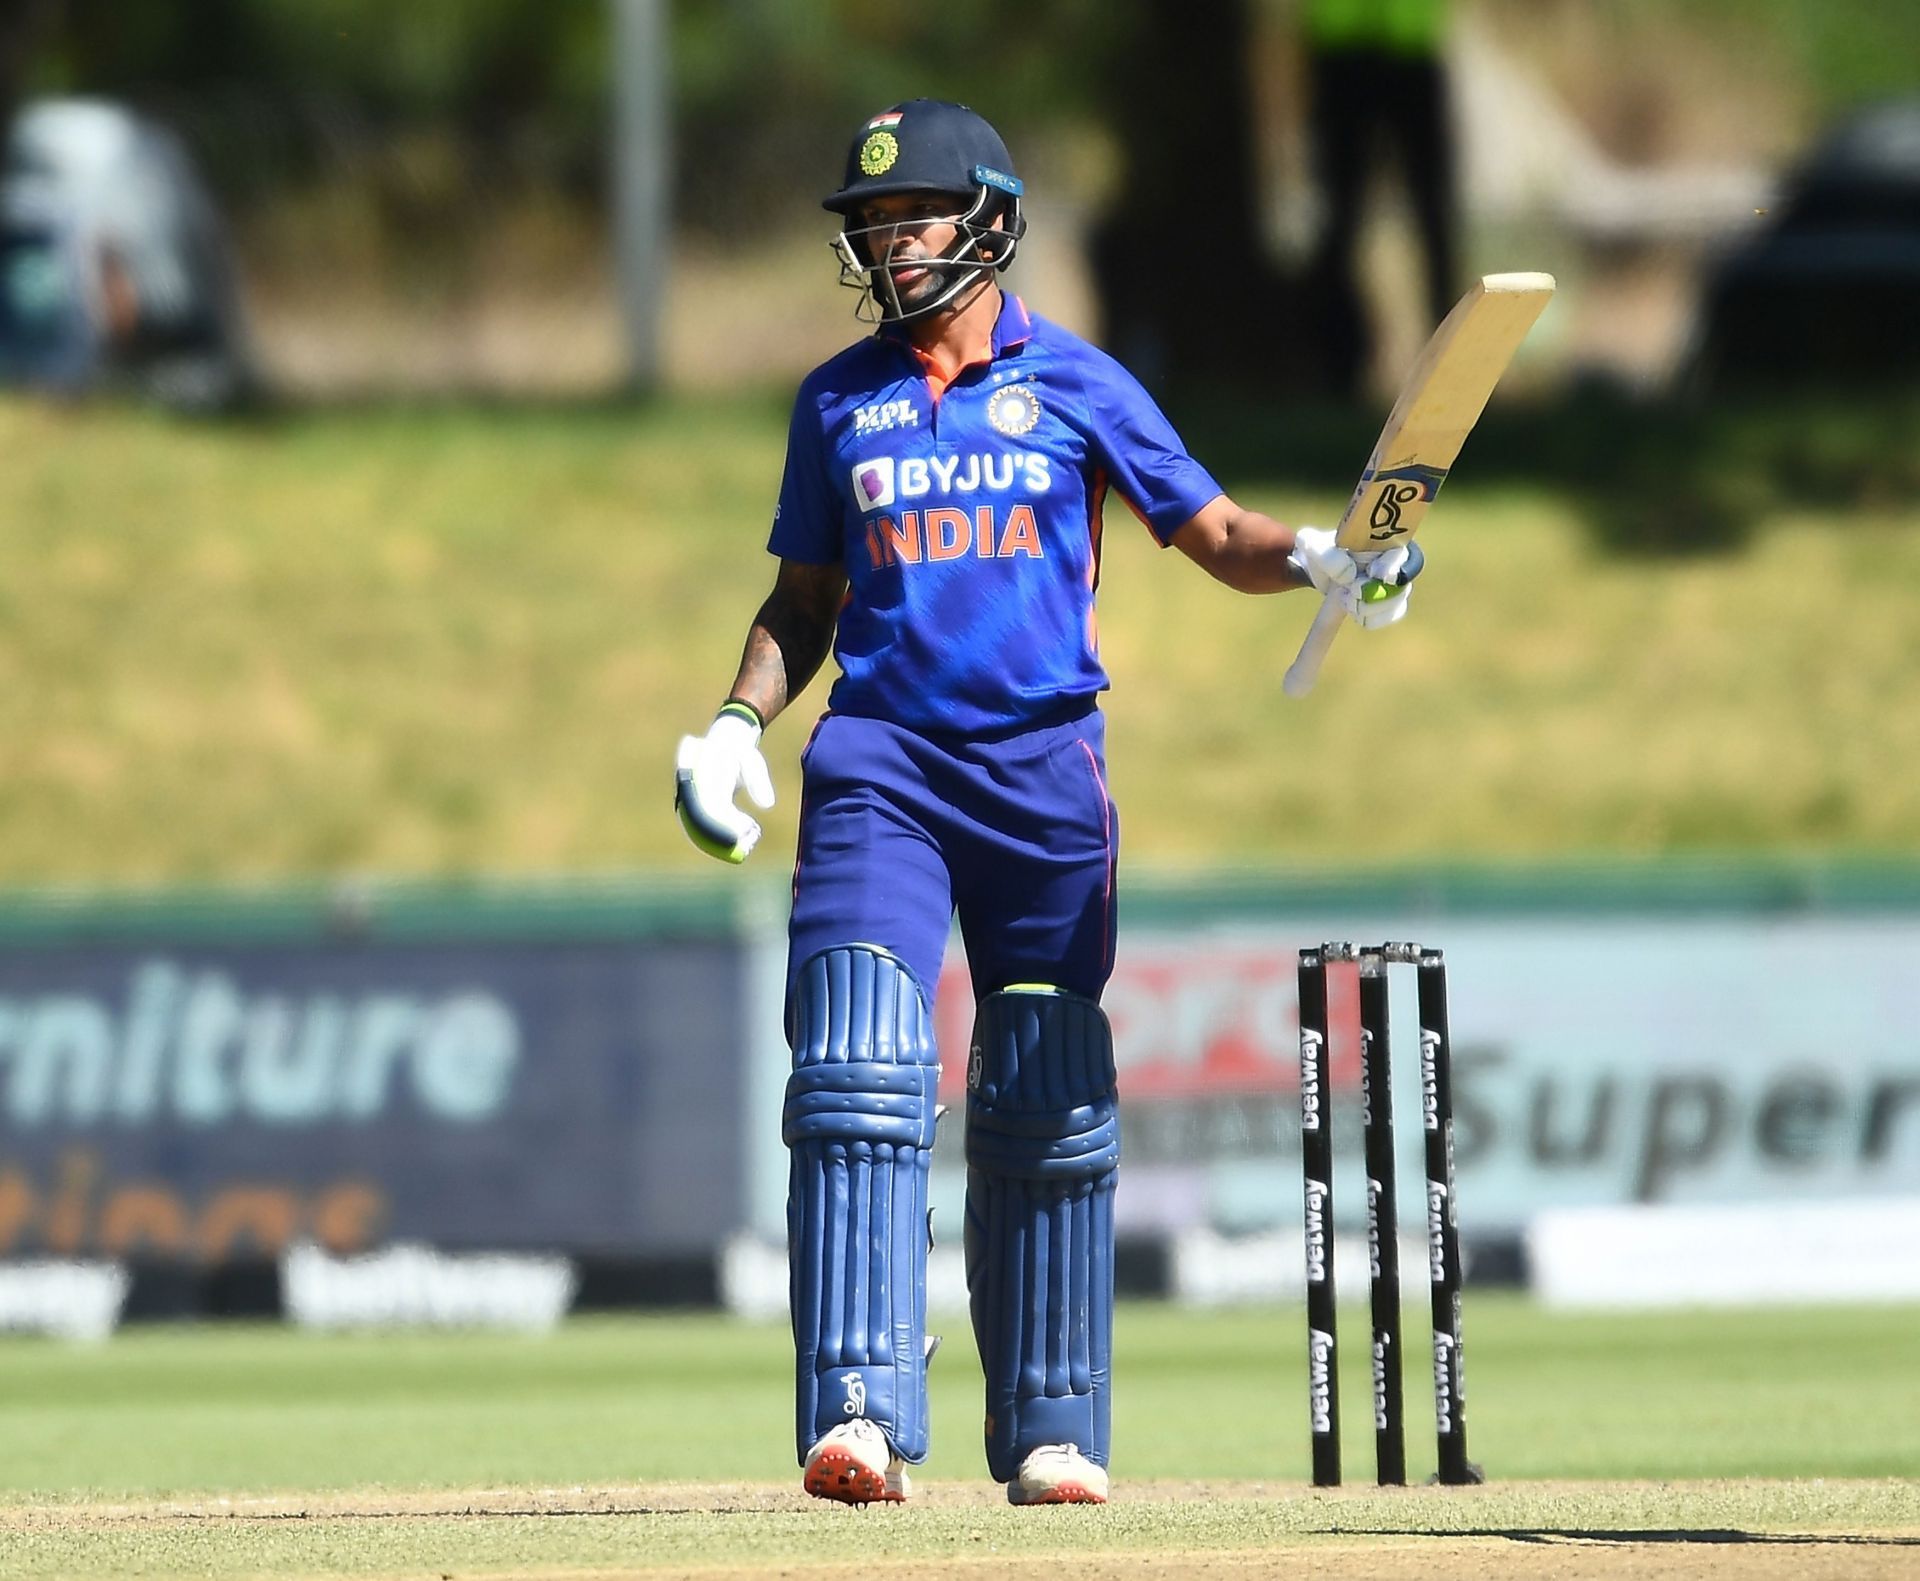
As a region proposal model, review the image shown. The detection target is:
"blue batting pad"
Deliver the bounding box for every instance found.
[783,944,940,1464]
[964,985,1120,1483]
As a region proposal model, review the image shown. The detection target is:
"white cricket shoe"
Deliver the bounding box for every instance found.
[802,1419,911,1505]
[1007,1443,1109,1505]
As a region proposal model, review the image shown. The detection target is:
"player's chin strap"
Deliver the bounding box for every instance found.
[831,185,1024,325]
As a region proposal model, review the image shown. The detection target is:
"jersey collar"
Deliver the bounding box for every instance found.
[991,293,1033,355]
[878,291,1033,361]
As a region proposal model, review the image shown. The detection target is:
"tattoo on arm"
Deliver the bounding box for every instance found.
[730,561,846,726]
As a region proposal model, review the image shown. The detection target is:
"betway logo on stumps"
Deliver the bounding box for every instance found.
[1432,1329,1459,1436]
[1308,1327,1336,1433]
[1303,1178,1331,1285]
[1299,1027,1324,1129]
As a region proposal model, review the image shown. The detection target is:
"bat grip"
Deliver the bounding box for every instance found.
[1282,590,1348,698]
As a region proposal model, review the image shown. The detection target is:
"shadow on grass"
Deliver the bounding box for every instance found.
[1393,1528,1920,1549]
[137,1506,774,1521]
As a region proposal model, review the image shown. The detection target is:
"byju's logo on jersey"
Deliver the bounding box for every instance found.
[852,458,896,511]
[850,452,1051,512]
[853,399,918,436]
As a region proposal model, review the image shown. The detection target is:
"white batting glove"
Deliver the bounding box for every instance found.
[674,704,775,864]
[1348,542,1425,630]
[1287,525,1361,597]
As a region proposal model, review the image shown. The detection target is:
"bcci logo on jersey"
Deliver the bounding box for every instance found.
[986,384,1041,437]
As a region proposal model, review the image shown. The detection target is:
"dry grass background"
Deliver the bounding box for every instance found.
[2,393,1913,883]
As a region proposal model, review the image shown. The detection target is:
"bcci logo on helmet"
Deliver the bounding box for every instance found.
[859,131,898,176]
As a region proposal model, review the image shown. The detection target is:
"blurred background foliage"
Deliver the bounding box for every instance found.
[1,0,1918,878]
[12,0,1920,219]
[12,0,1113,230]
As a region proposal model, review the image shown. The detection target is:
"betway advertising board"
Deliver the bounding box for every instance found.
[0,940,748,1262]
[923,917,1920,1238]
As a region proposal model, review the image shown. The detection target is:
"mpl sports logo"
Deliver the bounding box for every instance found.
[853,399,918,436]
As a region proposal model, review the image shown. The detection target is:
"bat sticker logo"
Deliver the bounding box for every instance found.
[1364,463,1450,540]
[1282,272,1555,698]
[1369,481,1423,539]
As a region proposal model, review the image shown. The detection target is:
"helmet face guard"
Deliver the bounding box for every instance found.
[830,183,1024,324]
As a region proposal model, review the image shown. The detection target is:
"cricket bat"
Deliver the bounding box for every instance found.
[1282,272,1556,698]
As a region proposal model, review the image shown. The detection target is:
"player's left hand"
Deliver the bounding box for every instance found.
[675,705,775,864]
[1348,542,1424,631]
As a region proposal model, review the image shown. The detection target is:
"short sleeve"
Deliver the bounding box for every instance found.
[767,385,842,564]
[1082,354,1223,545]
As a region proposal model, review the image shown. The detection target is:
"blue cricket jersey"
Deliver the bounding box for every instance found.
[769,295,1223,736]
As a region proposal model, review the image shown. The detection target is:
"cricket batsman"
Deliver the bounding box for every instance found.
[674,99,1421,1505]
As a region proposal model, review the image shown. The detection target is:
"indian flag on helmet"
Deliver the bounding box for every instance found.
[867,110,904,129]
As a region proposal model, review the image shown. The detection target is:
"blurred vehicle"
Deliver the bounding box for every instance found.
[0,97,252,409]
[1685,98,1920,393]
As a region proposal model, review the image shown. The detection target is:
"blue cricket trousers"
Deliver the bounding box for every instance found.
[787,705,1118,1009]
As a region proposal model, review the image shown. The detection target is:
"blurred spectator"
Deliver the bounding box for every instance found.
[0,98,253,410]
[1686,97,1920,394]
[1085,0,1308,398]
[1304,0,1457,396]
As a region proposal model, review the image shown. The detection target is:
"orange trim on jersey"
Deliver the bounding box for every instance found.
[915,351,956,404]
[1086,468,1109,591]
[1076,738,1115,973]
[883,291,1029,401]
[1085,467,1108,655]
[912,345,978,403]
[907,324,998,402]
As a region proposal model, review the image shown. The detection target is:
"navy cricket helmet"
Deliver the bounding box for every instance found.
[823,99,1027,324]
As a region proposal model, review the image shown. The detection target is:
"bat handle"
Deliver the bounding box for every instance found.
[1282,590,1348,697]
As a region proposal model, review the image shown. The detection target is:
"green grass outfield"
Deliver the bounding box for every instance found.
[3,395,1918,882]
[4,1299,1918,1577]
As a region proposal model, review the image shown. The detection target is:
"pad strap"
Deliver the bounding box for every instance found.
[783,945,939,1463]
[964,986,1120,1483]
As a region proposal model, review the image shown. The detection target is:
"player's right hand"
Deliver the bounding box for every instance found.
[675,704,775,865]
[1288,525,1362,597]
